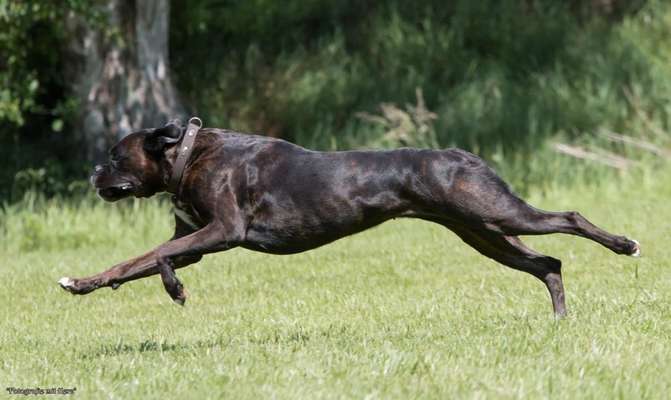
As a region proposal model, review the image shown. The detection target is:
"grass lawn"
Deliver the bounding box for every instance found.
[1,168,669,399]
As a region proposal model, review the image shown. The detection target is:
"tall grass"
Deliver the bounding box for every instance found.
[0,194,172,255]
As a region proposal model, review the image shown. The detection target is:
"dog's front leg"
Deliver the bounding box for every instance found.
[58,215,199,295]
[151,221,240,304]
[59,222,238,303]
[57,251,203,295]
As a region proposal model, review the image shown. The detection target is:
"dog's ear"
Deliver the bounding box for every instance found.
[143,119,184,155]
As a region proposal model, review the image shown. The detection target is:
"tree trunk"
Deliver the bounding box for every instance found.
[67,0,184,163]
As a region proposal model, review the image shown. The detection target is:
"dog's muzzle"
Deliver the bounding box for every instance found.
[91,164,136,201]
[90,165,104,186]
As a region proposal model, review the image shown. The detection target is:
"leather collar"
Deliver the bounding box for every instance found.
[168,117,202,194]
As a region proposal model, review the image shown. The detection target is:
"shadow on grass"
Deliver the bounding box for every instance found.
[81,324,353,359]
[81,338,229,359]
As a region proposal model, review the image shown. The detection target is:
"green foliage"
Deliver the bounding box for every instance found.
[0,1,43,127]
[1,166,669,398]
[1,0,670,202]
[0,0,87,128]
[172,0,671,190]
[0,0,102,201]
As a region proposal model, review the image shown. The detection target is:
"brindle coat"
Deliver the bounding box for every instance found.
[58,121,641,316]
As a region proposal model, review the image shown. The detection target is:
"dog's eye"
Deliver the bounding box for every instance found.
[111,156,130,170]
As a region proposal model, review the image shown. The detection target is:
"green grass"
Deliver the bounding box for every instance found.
[1,167,670,399]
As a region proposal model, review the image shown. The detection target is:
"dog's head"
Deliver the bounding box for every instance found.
[91,120,185,201]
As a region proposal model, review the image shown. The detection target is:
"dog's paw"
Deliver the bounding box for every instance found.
[58,277,97,294]
[172,285,188,306]
[58,277,77,293]
[630,239,641,257]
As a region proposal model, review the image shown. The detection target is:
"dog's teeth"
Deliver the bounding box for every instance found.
[630,239,641,257]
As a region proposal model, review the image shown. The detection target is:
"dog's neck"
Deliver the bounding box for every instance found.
[165,119,202,194]
[162,147,179,191]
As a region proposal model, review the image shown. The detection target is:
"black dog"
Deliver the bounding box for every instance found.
[58,119,640,316]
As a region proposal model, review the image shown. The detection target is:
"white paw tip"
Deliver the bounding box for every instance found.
[630,239,641,257]
[173,298,186,306]
[58,277,74,288]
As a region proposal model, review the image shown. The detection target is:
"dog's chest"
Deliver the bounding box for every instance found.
[172,197,202,230]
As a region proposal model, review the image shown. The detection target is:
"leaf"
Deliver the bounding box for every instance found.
[51,119,63,132]
[28,79,39,93]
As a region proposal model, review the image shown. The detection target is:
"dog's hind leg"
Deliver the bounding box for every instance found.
[450,226,566,317]
[493,199,640,257]
[440,159,640,257]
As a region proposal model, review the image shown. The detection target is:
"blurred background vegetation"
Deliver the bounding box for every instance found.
[1,0,669,204]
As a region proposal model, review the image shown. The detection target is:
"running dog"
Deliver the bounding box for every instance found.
[58,119,641,316]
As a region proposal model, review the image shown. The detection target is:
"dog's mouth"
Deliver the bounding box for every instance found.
[98,182,135,201]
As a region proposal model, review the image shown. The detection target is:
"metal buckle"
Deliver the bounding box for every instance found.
[188,117,203,128]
